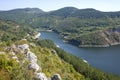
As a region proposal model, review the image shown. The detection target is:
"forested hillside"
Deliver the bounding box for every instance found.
[0,9,120,80]
[1,7,120,47]
[0,20,85,80]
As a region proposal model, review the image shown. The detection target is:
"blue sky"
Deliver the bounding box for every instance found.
[1,0,120,11]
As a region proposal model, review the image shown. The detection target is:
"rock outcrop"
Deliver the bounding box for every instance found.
[51,74,61,80]
[9,43,62,80]
[18,44,41,72]
[27,51,37,63]
[17,44,29,54]
[18,44,29,51]
[17,43,48,79]
[68,28,120,47]
[28,62,40,71]
[34,72,48,80]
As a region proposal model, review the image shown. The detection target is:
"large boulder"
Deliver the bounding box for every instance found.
[28,62,40,71]
[27,51,37,63]
[51,74,61,80]
[18,44,29,51]
[27,51,40,71]
[34,72,48,80]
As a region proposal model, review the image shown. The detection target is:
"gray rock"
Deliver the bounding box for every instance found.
[27,51,37,63]
[51,49,57,54]
[27,51,41,71]
[34,72,48,80]
[28,62,40,71]
[51,74,61,80]
[18,44,29,51]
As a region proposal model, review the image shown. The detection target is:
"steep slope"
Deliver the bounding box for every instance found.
[0,20,120,80]
[0,20,85,80]
[67,27,120,47]
[0,41,84,80]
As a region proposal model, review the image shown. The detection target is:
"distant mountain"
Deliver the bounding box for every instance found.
[0,8,44,26]
[49,7,105,18]
[1,7,120,46]
[0,8,44,14]
[73,8,105,18]
[104,11,120,18]
[13,8,43,14]
[49,7,79,17]
[0,7,120,19]
[48,7,120,18]
[0,7,120,23]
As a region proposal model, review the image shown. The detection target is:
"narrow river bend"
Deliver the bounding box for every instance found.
[40,31,120,76]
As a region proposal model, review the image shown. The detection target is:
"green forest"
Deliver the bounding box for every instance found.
[0,7,120,80]
[0,7,120,47]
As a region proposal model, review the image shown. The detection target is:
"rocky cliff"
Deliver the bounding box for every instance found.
[67,27,120,47]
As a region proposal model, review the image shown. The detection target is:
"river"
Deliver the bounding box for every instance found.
[40,31,120,76]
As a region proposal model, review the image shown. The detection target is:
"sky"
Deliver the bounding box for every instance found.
[0,0,120,12]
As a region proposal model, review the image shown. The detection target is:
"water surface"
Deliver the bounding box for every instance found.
[40,31,120,75]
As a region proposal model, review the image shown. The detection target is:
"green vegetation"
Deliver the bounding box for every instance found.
[0,54,33,80]
[30,44,85,80]
[0,20,84,80]
[0,7,120,80]
[0,20,34,43]
[1,7,120,46]
[34,39,120,80]
[0,20,34,80]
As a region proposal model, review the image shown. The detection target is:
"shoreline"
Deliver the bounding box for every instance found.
[78,42,120,48]
[79,45,110,47]
[39,30,120,48]
[40,31,120,76]
[68,41,120,48]
[63,38,120,48]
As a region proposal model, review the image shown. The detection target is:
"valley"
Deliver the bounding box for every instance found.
[0,7,120,80]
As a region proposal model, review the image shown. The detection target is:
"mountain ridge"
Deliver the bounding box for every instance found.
[1,7,120,18]
[1,7,120,12]
[0,8,44,13]
[0,7,120,47]
[0,10,120,80]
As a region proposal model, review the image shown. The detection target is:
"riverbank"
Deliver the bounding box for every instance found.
[40,30,120,48]
[39,32,120,79]
[61,36,120,48]
[69,42,120,48]
[63,36,120,48]
[51,27,120,48]
[40,31,120,76]
[79,41,120,48]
